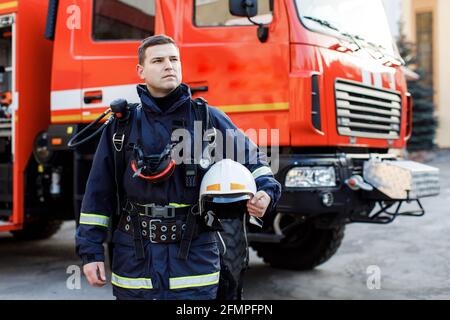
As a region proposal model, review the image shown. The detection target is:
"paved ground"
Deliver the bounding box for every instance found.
[0,151,449,300]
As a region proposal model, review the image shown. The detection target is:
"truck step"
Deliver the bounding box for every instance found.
[247,233,285,243]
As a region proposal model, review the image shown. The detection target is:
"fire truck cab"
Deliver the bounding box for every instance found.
[0,0,439,270]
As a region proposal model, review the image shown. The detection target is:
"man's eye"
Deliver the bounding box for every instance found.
[171,58,179,62]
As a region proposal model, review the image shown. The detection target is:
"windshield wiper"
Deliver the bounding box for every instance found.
[302,16,361,51]
[367,40,404,65]
[303,16,404,66]
[351,34,385,59]
[302,15,340,32]
[351,34,404,65]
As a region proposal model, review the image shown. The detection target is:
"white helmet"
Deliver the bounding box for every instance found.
[199,159,256,219]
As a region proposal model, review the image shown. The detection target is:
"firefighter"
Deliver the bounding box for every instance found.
[75,34,281,300]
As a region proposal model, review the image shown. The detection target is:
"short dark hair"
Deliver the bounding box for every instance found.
[138,34,177,65]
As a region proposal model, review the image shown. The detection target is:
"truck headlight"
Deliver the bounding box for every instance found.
[285,166,336,188]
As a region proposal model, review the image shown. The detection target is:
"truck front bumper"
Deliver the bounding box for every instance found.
[275,153,440,222]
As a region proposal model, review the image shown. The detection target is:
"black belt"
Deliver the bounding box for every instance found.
[122,200,206,260]
[124,201,191,219]
[118,213,187,244]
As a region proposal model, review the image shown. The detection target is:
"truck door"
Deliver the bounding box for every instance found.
[80,0,157,121]
[179,0,290,142]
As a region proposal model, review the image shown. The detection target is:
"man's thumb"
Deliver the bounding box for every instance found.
[98,263,106,281]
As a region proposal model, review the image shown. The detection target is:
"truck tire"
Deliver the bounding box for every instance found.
[216,217,248,300]
[11,219,62,240]
[252,217,345,270]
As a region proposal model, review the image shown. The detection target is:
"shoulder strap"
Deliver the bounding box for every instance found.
[192,97,215,132]
[113,103,146,260]
[192,97,218,171]
[112,103,139,221]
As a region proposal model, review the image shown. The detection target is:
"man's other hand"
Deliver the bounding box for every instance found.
[247,190,271,218]
[83,261,107,287]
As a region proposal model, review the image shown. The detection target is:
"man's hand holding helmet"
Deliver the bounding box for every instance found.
[247,190,271,218]
[199,160,274,222]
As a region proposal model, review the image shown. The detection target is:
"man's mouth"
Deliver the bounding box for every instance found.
[163,75,176,79]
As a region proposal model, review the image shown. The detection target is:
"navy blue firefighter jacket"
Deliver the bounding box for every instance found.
[75,83,281,264]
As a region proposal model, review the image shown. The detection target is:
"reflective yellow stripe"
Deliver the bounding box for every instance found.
[169,271,220,289]
[79,213,109,228]
[137,203,191,208]
[168,203,191,208]
[230,183,246,190]
[51,114,81,122]
[252,166,273,179]
[111,273,153,289]
[217,102,289,113]
[84,113,104,121]
[0,1,18,10]
[206,184,221,191]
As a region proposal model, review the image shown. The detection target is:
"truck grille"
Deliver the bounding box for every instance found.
[335,79,401,139]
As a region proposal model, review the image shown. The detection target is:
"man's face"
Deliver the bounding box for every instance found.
[137,43,182,97]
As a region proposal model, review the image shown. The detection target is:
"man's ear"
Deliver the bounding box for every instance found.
[136,64,144,79]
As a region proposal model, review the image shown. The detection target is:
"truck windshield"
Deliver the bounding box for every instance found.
[295,0,398,58]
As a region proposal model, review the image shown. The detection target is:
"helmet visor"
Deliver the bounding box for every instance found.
[208,194,251,204]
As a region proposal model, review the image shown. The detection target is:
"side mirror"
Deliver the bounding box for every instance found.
[229,0,258,18]
[229,0,269,43]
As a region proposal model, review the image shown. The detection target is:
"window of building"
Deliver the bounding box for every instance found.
[194,0,273,27]
[416,11,433,88]
[93,0,155,41]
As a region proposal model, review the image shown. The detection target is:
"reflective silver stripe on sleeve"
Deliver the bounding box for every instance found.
[79,213,110,227]
[252,166,273,179]
[111,273,153,289]
[169,271,220,289]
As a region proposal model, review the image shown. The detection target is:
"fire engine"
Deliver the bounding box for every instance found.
[0,0,439,270]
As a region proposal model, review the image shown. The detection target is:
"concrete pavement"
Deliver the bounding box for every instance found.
[1,151,449,300]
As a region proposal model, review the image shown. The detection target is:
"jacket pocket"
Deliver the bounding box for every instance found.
[111,230,154,289]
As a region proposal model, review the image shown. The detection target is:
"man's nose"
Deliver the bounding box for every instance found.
[163,59,174,70]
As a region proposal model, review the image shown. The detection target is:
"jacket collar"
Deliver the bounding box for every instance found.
[136,83,191,115]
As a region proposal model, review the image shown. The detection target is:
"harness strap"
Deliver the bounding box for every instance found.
[129,208,145,260]
[177,207,200,260]
[136,104,143,146]
[112,103,142,259]
[192,98,216,169]
[113,103,139,217]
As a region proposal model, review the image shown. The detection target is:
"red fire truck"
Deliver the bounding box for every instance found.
[0,0,439,270]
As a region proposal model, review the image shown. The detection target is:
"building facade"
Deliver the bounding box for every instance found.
[387,0,450,148]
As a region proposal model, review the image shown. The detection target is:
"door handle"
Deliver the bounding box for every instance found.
[190,86,209,94]
[83,90,103,104]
